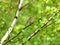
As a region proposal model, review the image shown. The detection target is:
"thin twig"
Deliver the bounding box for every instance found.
[3,23,33,45]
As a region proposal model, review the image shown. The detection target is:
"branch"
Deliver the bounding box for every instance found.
[0,0,23,45]
[10,0,37,11]
[20,9,60,45]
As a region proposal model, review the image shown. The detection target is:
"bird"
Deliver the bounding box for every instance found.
[26,16,35,26]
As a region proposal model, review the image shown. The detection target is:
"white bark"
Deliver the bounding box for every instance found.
[0,0,23,45]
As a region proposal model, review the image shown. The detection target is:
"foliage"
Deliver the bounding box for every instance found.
[0,0,60,45]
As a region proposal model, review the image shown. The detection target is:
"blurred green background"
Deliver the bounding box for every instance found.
[0,0,60,45]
